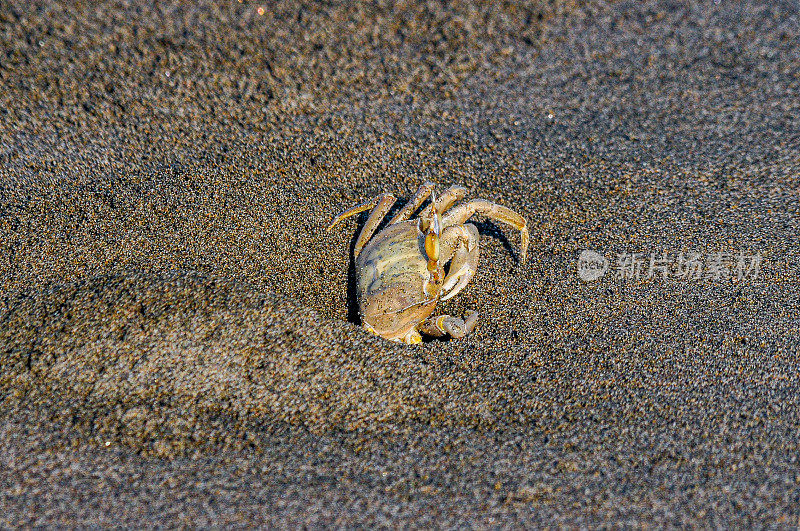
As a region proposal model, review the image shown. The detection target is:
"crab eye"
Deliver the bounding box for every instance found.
[425,232,440,263]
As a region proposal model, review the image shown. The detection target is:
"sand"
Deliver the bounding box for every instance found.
[1,0,799,526]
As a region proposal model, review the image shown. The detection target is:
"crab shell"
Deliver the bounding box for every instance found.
[356,219,444,341]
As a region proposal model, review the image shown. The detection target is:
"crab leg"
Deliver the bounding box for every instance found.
[419,311,479,339]
[327,193,396,257]
[388,181,435,225]
[441,199,529,263]
[354,194,397,256]
[327,195,381,231]
[434,184,468,215]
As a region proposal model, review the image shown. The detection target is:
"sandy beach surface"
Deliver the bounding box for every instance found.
[1,0,799,526]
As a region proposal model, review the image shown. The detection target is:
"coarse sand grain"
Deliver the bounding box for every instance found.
[1,0,799,526]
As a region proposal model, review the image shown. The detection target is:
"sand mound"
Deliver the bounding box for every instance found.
[2,269,550,455]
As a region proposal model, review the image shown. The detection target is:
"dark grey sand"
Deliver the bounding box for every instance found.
[1,0,799,526]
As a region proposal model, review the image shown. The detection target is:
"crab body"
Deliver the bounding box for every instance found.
[328,182,528,344]
[356,219,444,341]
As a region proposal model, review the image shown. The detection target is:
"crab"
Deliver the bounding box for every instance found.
[327,182,529,344]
